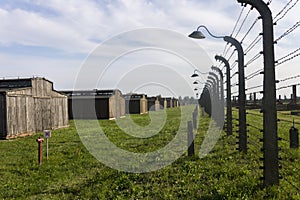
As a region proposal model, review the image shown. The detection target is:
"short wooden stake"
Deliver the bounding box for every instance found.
[36,137,44,165]
[188,121,195,156]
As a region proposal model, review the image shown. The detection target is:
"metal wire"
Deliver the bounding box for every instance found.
[277,83,300,90]
[275,53,300,67]
[241,17,260,43]
[246,84,263,91]
[234,9,252,38]
[247,145,262,157]
[278,117,300,125]
[244,36,262,55]
[274,0,294,20]
[281,175,300,192]
[245,52,263,66]
[230,62,238,70]
[275,20,300,43]
[279,74,300,82]
[247,123,263,131]
[231,7,246,37]
[246,69,263,81]
[222,7,246,59]
[223,44,233,58]
[280,162,300,176]
[280,149,300,161]
[247,112,263,118]
[232,91,239,95]
[274,0,299,24]
[227,49,237,63]
[276,47,300,66]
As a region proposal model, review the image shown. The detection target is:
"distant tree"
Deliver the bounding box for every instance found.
[178,96,182,102]
[180,96,197,105]
[190,96,196,104]
[183,96,190,105]
[178,96,183,106]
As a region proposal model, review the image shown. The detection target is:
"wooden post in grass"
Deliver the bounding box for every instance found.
[36,137,44,165]
[192,111,197,130]
[188,121,195,156]
[290,120,299,149]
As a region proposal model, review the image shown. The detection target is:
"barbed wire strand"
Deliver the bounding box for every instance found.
[224,44,234,59]
[230,62,238,70]
[227,49,237,63]
[276,48,300,66]
[222,7,246,58]
[278,117,300,125]
[247,112,263,118]
[241,17,260,44]
[246,84,263,91]
[246,69,263,81]
[245,52,263,66]
[279,74,300,82]
[274,0,299,24]
[275,20,300,43]
[244,35,262,55]
[274,0,294,20]
[277,83,300,90]
[234,8,252,38]
[231,6,246,37]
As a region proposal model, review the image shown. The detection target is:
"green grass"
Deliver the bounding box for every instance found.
[0,106,299,199]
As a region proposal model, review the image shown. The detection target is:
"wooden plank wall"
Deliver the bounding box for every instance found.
[109,91,125,119]
[5,78,69,138]
[0,93,7,138]
[140,96,148,114]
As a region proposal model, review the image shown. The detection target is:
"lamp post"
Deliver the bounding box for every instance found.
[193,80,205,85]
[211,66,224,102]
[191,69,209,77]
[189,25,247,153]
[211,65,225,130]
[215,55,232,136]
[209,72,220,101]
[208,75,223,126]
[199,86,212,116]
[194,86,203,91]
[207,77,216,118]
[193,79,204,99]
[192,70,209,112]
[207,77,217,103]
[237,0,279,187]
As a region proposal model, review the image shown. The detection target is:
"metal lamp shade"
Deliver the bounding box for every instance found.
[188,31,205,39]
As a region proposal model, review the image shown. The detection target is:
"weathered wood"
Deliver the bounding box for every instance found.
[0,78,69,138]
[0,93,7,139]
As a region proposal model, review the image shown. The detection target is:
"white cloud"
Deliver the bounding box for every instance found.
[0,7,97,53]
[0,0,242,55]
[0,0,299,97]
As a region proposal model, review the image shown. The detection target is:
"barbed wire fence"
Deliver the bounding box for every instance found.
[204,0,300,190]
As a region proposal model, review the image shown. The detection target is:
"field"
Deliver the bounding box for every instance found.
[0,106,299,199]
